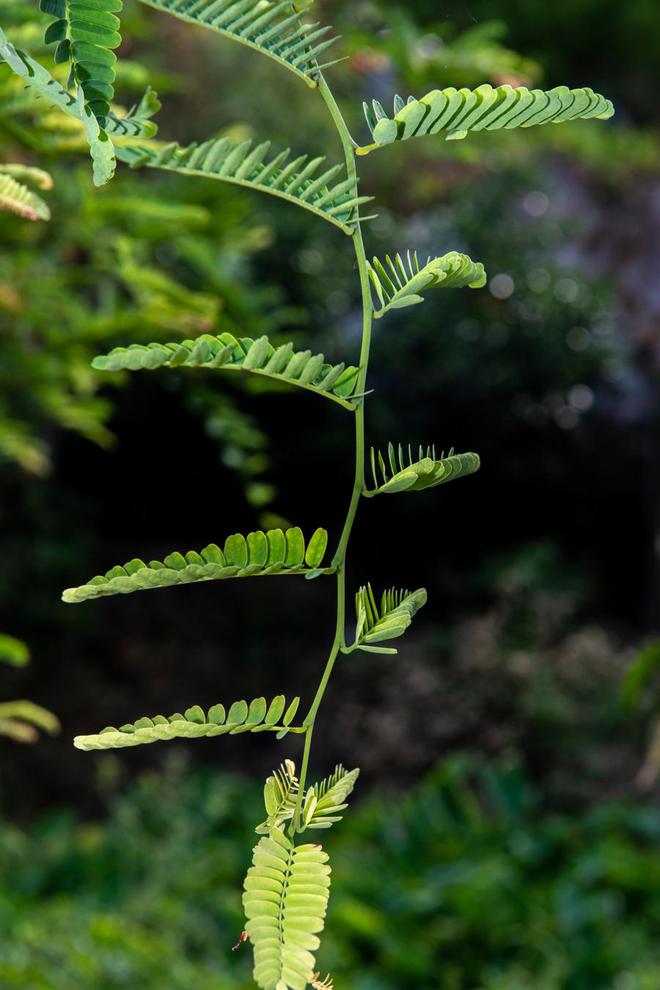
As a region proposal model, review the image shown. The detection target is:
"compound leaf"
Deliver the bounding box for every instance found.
[359,83,614,153]
[0,30,158,184]
[62,527,334,603]
[0,28,115,184]
[73,694,304,750]
[243,826,331,990]
[299,764,359,830]
[348,584,427,654]
[138,0,340,86]
[92,332,361,410]
[368,250,485,318]
[366,444,480,496]
[115,137,371,233]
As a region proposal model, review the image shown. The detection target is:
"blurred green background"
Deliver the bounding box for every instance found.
[2,1,660,987]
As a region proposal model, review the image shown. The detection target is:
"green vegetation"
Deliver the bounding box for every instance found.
[0,2,616,984]
[2,757,660,989]
[0,0,657,987]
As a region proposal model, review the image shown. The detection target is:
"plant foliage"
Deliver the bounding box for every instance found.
[0,635,59,743]
[62,526,332,603]
[116,138,371,233]
[243,826,331,990]
[366,444,481,495]
[0,27,159,184]
[92,332,361,409]
[6,4,614,984]
[359,83,615,152]
[138,0,339,86]
[345,584,427,654]
[368,250,486,317]
[74,695,303,750]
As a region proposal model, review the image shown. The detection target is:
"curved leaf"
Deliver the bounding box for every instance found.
[359,83,614,153]
[73,694,303,750]
[62,526,333,603]
[138,0,340,87]
[347,584,427,655]
[92,331,361,409]
[368,250,486,317]
[243,826,331,990]
[365,444,480,496]
[0,30,158,183]
[115,137,371,233]
[0,28,115,184]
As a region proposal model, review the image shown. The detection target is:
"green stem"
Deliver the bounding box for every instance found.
[289,75,373,834]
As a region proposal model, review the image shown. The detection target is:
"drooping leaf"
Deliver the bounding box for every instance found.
[92,331,361,409]
[346,584,427,654]
[62,526,333,603]
[368,250,485,318]
[366,444,480,495]
[73,694,303,750]
[359,83,614,153]
[138,0,340,86]
[0,28,115,183]
[0,30,158,183]
[77,87,116,185]
[115,137,371,233]
[40,0,124,127]
[243,826,331,990]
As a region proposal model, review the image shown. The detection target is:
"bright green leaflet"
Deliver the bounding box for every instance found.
[368,250,486,317]
[29,4,613,986]
[74,695,305,750]
[365,444,481,495]
[359,83,615,153]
